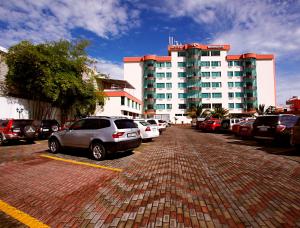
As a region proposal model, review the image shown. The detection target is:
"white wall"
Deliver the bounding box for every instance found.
[0,96,61,120]
[124,62,144,101]
[256,60,276,107]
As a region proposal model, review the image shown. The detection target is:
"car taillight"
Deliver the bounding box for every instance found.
[145,126,151,131]
[276,125,286,133]
[112,132,125,138]
[159,123,162,126]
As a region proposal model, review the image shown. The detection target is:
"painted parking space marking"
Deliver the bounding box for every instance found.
[40,154,123,172]
[0,199,49,228]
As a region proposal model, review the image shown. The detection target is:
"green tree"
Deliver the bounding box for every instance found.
[5,40,105,121]
[211,107,229,119]
[256,104,266,115]
[187,105,203,118]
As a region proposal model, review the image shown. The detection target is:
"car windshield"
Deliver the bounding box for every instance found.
[139,121,150,126]
[158,120,165,123]
[12,120,33,127]
[114,119,136,129]
[147,120,157,125]
[254,116,279,125]
[279,115,299,127]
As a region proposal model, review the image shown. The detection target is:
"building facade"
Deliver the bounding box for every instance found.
[124,43,276,123]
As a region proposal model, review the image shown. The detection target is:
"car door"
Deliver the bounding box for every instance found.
[60,119,86,147]
[293,118,300,145]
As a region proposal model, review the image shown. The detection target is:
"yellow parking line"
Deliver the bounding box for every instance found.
[0,199,49,228]
[40,154,123,172]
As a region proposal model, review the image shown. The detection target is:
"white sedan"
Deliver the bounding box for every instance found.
[134,120,159,141]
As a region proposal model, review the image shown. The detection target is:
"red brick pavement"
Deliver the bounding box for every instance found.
[0,127,300,227]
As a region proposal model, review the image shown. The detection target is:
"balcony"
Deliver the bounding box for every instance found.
[145,87,155,92]
[146,66,155,71]
[244,85,257,90]
[187,86,201,91]
[145,109,156,115]
[244,97,257,102]
[187,75,201,80]
[243,75,256,80]
[145,98,155,103]
[187,97,201,102]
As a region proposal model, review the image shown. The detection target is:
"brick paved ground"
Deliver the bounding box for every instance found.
[0,126,299,227]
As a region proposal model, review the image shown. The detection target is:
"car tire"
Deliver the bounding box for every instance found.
[48,138,61,153]
[90,142,106,161]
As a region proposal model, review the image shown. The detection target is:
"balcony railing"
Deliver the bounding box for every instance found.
[244,97,257,102]
[187,97,201,102]
[244,85,257,90]
[145,87,155,92]
[187,86,201,91]
[145,98,155,103]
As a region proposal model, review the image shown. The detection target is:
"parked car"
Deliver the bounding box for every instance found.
[252,114,299,145]
[48,117,142,160]
[290,117,300,147]
[196,117,206,130]
[0,119,38,145]
[146,119,166,134]
[238,119,256,138]
[232,121,247,135]
[203,119,221,132]
[134,119,159,141]
[34,119,60,139]
[220,118,243,132]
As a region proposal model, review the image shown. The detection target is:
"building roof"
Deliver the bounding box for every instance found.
[96,78,135,89]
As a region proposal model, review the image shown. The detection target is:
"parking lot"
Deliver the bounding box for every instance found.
[0,126,300,227]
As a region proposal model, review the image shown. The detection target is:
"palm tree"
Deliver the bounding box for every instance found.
[187,105,203,118]
[256,104,266,115]
[201,109,212,117]
[211,107,229,119]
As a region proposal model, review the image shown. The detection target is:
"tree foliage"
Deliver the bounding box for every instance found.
[5,40,104,120]
[187,105,203,118]
[256,104,266,115]
[211,107,229,119]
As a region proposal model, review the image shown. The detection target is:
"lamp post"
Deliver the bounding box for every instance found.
[16,107,24,119]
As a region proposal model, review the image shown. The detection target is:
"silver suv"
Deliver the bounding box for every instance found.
[48,117,141,160]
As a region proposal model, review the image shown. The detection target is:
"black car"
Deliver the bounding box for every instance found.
[252,114,299,145]
[35,119,60,139]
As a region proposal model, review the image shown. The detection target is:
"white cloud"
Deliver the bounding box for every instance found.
[0,0,140,47]
[92,58,124,80]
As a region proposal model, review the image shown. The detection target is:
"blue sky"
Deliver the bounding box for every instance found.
[0,0,300,106]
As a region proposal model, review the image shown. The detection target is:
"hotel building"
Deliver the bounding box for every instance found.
[124,43,276,123]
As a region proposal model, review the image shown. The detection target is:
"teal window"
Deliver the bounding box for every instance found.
[178,93,187,99]
[166,72,172,78]
[235,92,244,98]
[166,83,172,88]
[235,103,243,109]
[156,104,165,109]
[201,61,210,67]
[212,93,222,98]
[234,61,241,66]
[202,72,210,77]
[227,71,233,77]
[211,61,221,67]
[212,82,222,88]
[127,98,130,107]
[166,104,172,109]
[178,62,186,67]
[166,62,172,67]
[178,52,186,57]
[202,82,210,88]
[156,62,165,68]
[166,93,172,99]
[228,92,234,98]
[178,72,186,78]
[228,82,234,87]
[235,82,243,87]
[211,50,220,56]
[156,93,165,99]
[202,93,211,98]
[212,72,221,77]
[178,83,187,88]
[228,61,233,67]
[156,83,165,88]
[234,71,243,76]
[202,51,209,56]
[156,73,165,78]
[121,96,125,105]
[228,103,234,109]
[179,104,187,109]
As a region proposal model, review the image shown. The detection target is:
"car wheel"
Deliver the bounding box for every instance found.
[90,142,106,161]
[49,138,60,153]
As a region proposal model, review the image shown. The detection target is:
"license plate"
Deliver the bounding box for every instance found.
[127,133,136,137]
[43,129,49,132]
[259,128,268,131]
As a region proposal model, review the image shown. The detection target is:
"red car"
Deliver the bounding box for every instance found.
[203,119,221,132]
[238,120,255,138]
[232,121,247,135]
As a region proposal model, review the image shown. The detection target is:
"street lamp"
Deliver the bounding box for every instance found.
[16,107,24,119]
